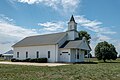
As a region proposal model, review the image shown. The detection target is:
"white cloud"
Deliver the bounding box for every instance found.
[97,34,111,41]
[12,0,80,14]
[0,23,38,38]
[74,15,116,35]
[0,15,39,53]
[0,14,14,24]
[61,0,80,13]
[38,21,66,32]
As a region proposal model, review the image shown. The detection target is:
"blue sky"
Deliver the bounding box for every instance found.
[0,0,120,56]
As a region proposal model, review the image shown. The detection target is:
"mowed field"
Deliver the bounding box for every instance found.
[0,58,120,80]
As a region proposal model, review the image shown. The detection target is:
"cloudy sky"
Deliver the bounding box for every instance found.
[0,0,120,56]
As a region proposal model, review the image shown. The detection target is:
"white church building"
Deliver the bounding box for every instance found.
[12,15,91,63]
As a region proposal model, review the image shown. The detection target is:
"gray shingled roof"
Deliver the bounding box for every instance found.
[4,50,13,54]
[64,40,82,49]
[3,50,13,56]
[12,32,66,47]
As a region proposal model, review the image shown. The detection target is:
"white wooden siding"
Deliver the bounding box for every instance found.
[13,45,58,62]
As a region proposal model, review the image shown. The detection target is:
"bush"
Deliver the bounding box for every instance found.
[11,58,19,62]
[36,58,47,63]
[11,58,16,62]
[11,58,47,63]
[24,58,31,62]
[30,58,47,63]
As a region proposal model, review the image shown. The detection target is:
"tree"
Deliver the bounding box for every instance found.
[95,41,118,62]
[79,31,91,57]
[109,44,118,60]
[79,31,91,44]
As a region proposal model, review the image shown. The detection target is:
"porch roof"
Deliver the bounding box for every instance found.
[64,40,82,49]
[63,40,91,51]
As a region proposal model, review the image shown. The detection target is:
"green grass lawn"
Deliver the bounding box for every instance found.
[0,58,120,80]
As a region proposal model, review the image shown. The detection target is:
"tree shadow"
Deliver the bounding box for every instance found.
[98,62,120,63]
[73,61,120,64]
[74,62,98,64]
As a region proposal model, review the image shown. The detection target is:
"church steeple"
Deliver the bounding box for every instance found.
[67,15,79,40]
[68,15,77,31]
[70,15,75,22]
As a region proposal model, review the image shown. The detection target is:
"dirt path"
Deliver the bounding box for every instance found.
[0,61,69,66]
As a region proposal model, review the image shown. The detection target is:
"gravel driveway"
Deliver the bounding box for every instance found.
[0,61,69,66]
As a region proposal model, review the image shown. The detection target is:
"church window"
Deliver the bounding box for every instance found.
[48,51,50,58]
[17,52,19,58]
[26,52,28,58]
[77,49,79,59]
[36,51,39,58]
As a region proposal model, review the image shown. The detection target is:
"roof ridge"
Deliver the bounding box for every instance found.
[27,32,66,38]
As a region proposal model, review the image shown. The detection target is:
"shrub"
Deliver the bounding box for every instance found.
[30,58,47,63]
[24,58,31,62]
[11,58,16,62]
[36,58,47,63]
[11,58,47,63]
[11,58,19,62]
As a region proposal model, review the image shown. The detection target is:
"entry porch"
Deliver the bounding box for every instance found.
[58,48,88,63]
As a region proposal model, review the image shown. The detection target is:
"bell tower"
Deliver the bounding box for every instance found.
[67,15,79,40]
[68,15,77,31]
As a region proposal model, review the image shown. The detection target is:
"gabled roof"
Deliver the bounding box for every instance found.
[12,32,66,47]
[4,50,13,54]
[3,50,13,56]
[63,40,82,49]
[61,39,91,51]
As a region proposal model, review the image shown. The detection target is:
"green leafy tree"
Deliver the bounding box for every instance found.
[95,41,118,62]
[79,31,91,44]
[109,44,118,60]
[79,31,91,56]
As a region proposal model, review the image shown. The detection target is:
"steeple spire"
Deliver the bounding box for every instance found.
[70,15,75,22]
[67,15,78,40]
